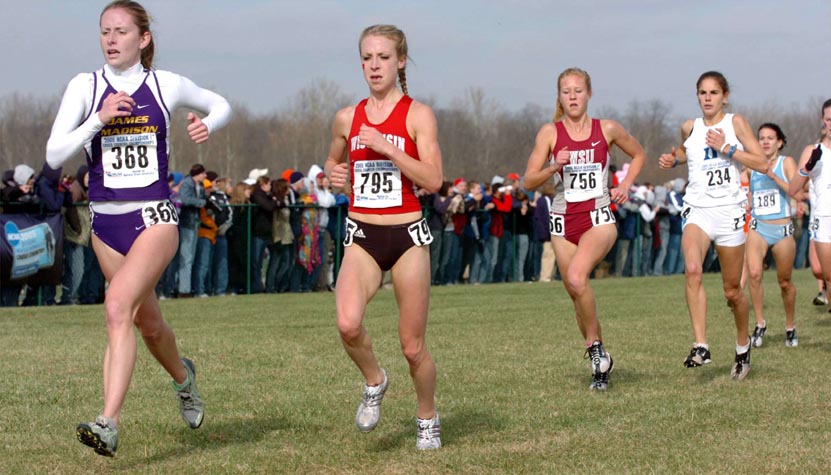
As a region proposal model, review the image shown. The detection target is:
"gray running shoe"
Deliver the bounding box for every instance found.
[355,369,388,432]
[731,349,751,380]
[416,412,442,450]
[174,358,204,429]
[750,324,767,348]
[76,416,118,457]
[785,329,798,347]
[683,345,712,367]
[813,292,828,305]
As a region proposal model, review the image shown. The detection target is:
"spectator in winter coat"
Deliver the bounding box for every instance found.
[177,163,207,296]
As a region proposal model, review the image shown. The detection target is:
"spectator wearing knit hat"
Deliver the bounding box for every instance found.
[205,171,232,296]
[1,164,37,204]
[177,163,207,297]
[193,178,219,297]
[61,165,93,305]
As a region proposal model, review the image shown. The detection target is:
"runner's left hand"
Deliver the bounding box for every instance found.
[187,112,209,144]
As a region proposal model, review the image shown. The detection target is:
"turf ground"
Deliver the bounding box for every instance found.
[1,269,830,474]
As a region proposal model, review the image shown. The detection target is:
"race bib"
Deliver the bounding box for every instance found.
[549,213,564,236]
[563,163,602,202]
[590,206,616,226]
[343,217,359,247]
[701,156,733,198]
[141,200,178,228]
[102,133,159,189]
[752,189,780,216]
[352,160,403,208]
[407,219,434,246]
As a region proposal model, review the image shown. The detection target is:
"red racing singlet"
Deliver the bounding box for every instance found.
[550,119,611,215]
[348,96,421,215]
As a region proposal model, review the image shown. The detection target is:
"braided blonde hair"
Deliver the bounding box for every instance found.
[359,25,409,95]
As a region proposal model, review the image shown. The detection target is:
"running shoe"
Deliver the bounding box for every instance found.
[174,358,204,429]
[586,341,613,391]
[355,369,388,432]
[731,349,751,380]
[750,324,767,348]
[76,416,118,457]
[812,292,828,306]
[683,345,712,367]
[785,329,798,347]
[590,354,615,391]
[416,412,442,450]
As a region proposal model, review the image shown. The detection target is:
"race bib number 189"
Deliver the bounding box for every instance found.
[753,189,780,216]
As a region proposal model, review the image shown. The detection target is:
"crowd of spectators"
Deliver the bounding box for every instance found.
[1,161,817,306]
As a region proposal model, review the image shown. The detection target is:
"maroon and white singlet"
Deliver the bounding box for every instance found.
[549,119,615,244]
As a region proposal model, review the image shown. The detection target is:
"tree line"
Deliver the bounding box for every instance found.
[0,79,823,187]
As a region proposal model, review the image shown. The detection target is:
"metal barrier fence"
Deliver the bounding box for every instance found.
[3,199,618,304]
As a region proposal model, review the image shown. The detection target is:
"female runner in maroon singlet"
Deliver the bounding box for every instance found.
[523,67,647,391]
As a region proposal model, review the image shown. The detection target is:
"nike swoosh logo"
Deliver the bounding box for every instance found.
[136,104,150,109]
[135,225,145,230]
[591,140,602,147]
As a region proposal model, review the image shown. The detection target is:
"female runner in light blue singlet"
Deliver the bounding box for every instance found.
[745,123,797,348]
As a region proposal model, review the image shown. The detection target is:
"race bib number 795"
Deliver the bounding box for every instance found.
[352,160,403,208]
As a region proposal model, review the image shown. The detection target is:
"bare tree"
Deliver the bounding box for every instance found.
[0,86,824,190]
[0,94,61,173]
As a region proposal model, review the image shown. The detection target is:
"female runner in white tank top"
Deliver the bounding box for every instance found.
[789,100,831,316]
[658,71,766,380]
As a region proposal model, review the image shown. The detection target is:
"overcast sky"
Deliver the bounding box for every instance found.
[2,0,829,120]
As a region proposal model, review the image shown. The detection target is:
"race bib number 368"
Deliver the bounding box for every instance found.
[102,133,159,189]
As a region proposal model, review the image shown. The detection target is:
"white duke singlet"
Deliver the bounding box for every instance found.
[683,113,744,208]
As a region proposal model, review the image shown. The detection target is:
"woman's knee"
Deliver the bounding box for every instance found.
[566,269,589,295]
[723,285,744,303]
[748,265,764,283]
[337,313,363,344]
[103,296,133,329]
[137,318,166,342]
[400,338,427,367]
[685,261,703,281]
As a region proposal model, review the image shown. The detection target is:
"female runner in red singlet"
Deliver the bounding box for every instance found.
[523,67,647,391]
[324,25,443,450]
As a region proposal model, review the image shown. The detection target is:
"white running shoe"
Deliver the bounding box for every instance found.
[355,369,388,432]
[416,412,442,450]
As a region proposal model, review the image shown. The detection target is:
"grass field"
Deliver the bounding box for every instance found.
[2,269,831,474]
